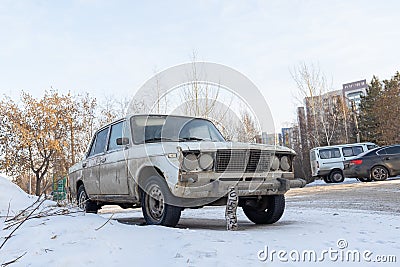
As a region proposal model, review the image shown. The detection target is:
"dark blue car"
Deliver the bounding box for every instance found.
[344,145,400,182]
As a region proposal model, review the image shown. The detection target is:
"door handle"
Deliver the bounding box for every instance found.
[385,157,391,160]
[100,158,107,163]
[82,162,87,168]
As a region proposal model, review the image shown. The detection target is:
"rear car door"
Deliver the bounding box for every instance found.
[82,127,109,195]
[99,120,129,195]
[379,146,400,175]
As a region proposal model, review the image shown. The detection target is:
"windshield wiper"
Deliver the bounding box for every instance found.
[180,137,206,141]
[144,137,176,143]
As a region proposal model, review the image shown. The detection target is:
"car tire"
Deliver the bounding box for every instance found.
[141,175,182,227]
[370,166,389,181]
[242,195,285,224]
[358,177,372,182]
[77,185,99,213]
[329,170,344,183]
[323,176,332,183]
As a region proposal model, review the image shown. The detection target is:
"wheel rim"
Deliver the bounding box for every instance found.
[78,191,87,210]
[145,184,165,221]
[332,173,343,182]
[372,167,387,180]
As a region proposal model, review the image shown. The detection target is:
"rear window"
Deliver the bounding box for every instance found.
[319,148,341,159]
[310,150,316,161]
[342,146,363,157]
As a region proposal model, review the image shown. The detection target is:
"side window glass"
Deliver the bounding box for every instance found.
[332,148,341,158]
[384,146,400,155]
[92,128,109,156]
[342,147,353,157]
[108,121,124,151]
[319,148,341,159]
[353,146,363,156]
[367,144,377,150]
[377,148,387,155]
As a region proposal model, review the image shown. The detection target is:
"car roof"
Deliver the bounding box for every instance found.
[311,142,377,150]
[95,114,212,133]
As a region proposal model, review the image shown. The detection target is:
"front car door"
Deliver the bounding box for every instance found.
[82,127,109,196]
[99,120,129,195]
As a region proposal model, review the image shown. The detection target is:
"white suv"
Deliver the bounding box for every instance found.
[310,142,378,183]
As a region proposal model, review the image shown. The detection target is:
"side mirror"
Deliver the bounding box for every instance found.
[116,137,130,146]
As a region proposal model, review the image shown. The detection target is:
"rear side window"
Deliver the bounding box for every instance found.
[88,127,109,157]
[319,148,341,159]
[381,146,400,155]
[342,146,363,157]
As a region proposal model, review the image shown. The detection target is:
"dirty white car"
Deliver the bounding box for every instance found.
[69,115,306,227]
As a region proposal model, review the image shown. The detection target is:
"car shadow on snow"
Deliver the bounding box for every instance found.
[114,216,297,231]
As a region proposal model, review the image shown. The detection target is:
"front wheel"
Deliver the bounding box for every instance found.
[77,185,99,213]
[141,176,181,227]
[371,166,389,181]
[242,195,285,224]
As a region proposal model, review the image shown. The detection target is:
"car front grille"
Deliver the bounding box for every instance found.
[215,149,271,173]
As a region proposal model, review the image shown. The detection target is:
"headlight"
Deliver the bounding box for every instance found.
[280,156,291,171]
[198,153,214,170]
[270,155,280,171]
[182,153,199,171]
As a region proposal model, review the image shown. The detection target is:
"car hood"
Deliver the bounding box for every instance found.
[178,141,296,155]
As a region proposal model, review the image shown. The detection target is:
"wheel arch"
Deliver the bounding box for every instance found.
[136,166,167,200]
[76,180,84,197]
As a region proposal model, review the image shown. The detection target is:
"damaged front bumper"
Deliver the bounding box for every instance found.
[172,171,307,198]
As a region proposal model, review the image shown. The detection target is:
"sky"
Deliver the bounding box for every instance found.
[1,0,399,130]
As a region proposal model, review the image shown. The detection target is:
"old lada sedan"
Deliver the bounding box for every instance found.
[69,114,306,227]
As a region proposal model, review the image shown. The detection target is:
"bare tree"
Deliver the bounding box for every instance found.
[291,62,351,147]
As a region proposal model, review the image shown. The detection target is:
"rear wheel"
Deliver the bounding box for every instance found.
[141,175,181,227]
[242,195,285,224]
[371,166,389,181]
[329,170,344,183]
[323,176,332,183]
[77,185,99,213]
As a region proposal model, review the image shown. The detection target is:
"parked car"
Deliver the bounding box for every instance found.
[69,114,306,227]
[310,142,378,183]
[344,144,400,182]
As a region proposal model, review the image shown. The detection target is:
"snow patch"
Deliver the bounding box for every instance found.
[0,176,37,215]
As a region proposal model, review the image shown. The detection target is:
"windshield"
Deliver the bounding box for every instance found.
[130,115,225,144]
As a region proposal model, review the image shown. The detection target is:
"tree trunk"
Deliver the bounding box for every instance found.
[35,173,41,196]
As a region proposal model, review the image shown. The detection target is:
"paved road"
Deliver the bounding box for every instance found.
[286,178,400,213]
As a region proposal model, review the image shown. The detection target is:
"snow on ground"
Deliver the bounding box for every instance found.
[1,177,399,267]
[0,176,37,215]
